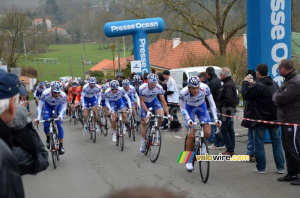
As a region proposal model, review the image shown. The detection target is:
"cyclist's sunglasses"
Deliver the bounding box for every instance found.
[53,91,60,94]
[112,88,118,91]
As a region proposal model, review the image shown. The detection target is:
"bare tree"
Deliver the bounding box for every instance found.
[1,4,31,68]
[123,0,246,56]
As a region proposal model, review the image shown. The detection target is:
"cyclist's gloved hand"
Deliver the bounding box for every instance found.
[128,108,132,114]
[109,109,114,114]
[215,120,222,128]
[146,111,152,118]
[58,115,63,121]
[34,119,39,125]
[167,114,173,121]
[187,119,193,128]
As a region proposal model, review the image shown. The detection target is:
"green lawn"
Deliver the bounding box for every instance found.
[18,43,132,81]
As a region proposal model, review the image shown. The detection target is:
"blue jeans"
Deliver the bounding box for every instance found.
[253,125,285,172]
[247,128,255,155]
[220,113,235,152]
[207,112,215,143]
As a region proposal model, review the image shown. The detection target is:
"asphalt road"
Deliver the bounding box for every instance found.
[22,102,299,198]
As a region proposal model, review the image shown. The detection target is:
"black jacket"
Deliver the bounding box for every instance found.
[218,76,238,113]
[11,122,49,175]
[208,74,221,106]
[0,119,25,198]
[273,70,300,123]
[242,76,279,127]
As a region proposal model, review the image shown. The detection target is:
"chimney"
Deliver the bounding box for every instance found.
[243,33,247,49]
[172,38,181,48]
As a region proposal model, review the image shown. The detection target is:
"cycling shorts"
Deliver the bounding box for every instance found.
[140,97,162,119]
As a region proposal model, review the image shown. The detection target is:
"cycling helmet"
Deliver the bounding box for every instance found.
[45,82,50,88]
[102,83,108,90]
[78,78,82,83]
[133,75,141,82]
[51,81,62,92]
[187,76,200,87]
[72,82,78,87]
[89,77,96,84]
[110,80,119,89]
[39,82,44,86]
[147,73,159,83]
[122,79,130,87]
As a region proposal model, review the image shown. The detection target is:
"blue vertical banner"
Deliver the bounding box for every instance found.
[104,18,165,74]
[247,0,291,86]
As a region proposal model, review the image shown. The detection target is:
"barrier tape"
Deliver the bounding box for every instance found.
[216,112,300,127]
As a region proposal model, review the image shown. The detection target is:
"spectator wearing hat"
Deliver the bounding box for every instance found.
[163,70,182,132]
[273,59,300,185]
[0,69,25,198]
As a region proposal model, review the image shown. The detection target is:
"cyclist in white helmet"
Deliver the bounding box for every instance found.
[81,77,101,133]
[180,76,221,171]
[105,80,132,142]
[34,81,67,154]
[139,73,173,153]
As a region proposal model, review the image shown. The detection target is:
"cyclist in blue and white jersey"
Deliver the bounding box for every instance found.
[34,81,67,154]
[44,81,51,88]
[139,73,173,153]
[34,82,46,106]
[180,76,221,171]
[99,83,109,124]
[81,77,101,133]
[131,75,144,93]
[122,79,140,124]
[105,80,132,142]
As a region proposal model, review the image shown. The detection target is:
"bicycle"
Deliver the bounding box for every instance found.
[115,109,128,151]
[86,105,97,143]
[37,111,60,169]
[135,107,141,134]
[74,103,84,127]
[97,106,108,137]
[67,103,72,122]
[184,121,218,183]
[144,109,169,163]
[126,108,135,141]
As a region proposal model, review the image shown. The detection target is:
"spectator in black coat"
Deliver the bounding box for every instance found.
[0,70,25,198]
[218,67,239,156]
[242,64,285,174]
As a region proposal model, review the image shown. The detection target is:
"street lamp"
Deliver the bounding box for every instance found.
[110,43,116,77]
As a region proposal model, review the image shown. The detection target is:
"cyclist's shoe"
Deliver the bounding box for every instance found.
[95,125,100,133]
[46,138,50,149]
[59,145,65,155]
[140,144,146,153]
[112,132,117,142]
[84,123,88,133]
[186,163,194,171]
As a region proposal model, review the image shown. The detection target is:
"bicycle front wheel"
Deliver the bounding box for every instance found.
[50,134,57,169]
[91,120,96,143]
[149,127,161,163]
[119,121,124,151]
[199,138,210,183]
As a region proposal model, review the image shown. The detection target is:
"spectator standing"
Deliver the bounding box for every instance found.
[198,72,209,85]
[206,67,224,149]
[0,69,25,198]
[163,70,182,132]
[242,64,285,174]
[241,70,256,162]
[157,73,168,130]
[218,67,239,155]
[273,59,300,185]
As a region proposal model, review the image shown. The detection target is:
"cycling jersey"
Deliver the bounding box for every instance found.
[34,86,46,98]
[37,88,67,120]
[179,83,217,124]
[37,88,67,139]
[104,87,132,111]
[75,86,82,103]
[81,84,101,107]
[139,83,164,103]
[67,87,76,103]
[123,85,140,107]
